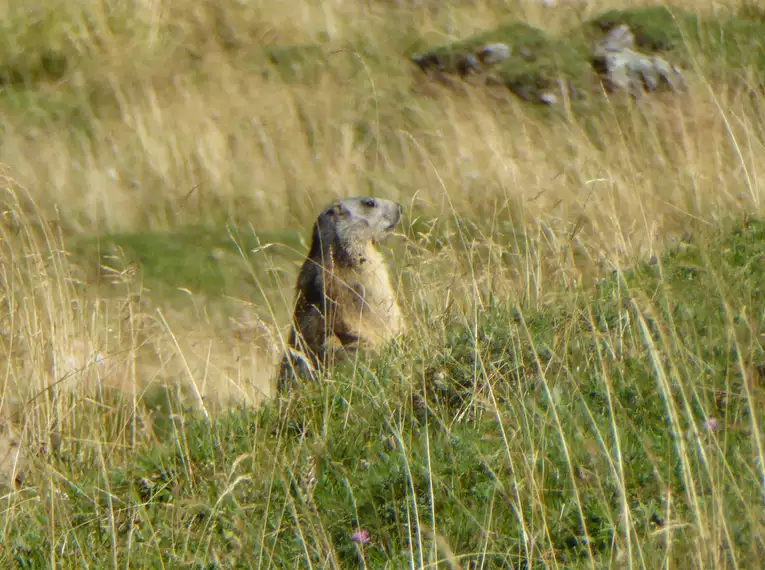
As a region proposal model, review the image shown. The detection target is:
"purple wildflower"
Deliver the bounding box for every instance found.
[704,418,721,433]
[351,529,371,545]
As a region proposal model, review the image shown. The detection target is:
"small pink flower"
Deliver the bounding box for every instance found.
[704,418,721,432]
[351,529,370,544]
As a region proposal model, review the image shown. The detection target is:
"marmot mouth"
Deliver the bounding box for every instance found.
[372,220,400,245]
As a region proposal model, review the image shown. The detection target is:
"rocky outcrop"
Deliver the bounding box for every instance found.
[410,42,509,79]
[407,21,586,106]
[592,24,686,96]
[408,19,686,106]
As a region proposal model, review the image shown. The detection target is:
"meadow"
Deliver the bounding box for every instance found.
[0,0,764,567]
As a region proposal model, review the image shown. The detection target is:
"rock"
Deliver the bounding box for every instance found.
[410,51,444,73]
[407,15,694,108]
[597,24,635,52]
[649,56,687,91]
[592,24,686,95]
[408,20,587,103]
[456,54,481,76]
[539,92,558,105]
[410,42,510,77]
[476,43,510,65]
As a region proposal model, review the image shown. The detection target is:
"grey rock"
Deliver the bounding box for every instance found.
[411,41,509,78]
[410,51,479,79]
[597,24,635,53]
[592,24,686,96]
[538,92,558,105]
[410,51,445,73]
[476,43,510,65]
[456,54,481,76]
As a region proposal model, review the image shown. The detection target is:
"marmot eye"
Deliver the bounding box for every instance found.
[361,198,376,208]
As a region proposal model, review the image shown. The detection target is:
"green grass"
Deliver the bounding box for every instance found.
[6,218,765,568]
[66,225,307,301]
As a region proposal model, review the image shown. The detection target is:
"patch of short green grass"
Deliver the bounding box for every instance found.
[6,218,764,568]
[66,224,306,301]
[0,87,96,133]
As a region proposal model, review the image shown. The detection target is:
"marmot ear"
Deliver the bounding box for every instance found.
[315,208,333,231]
[334,203,350,218]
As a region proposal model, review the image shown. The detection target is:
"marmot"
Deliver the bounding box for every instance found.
[277,197,405,392]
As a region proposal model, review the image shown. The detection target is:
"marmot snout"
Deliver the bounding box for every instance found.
[277,197,406,392]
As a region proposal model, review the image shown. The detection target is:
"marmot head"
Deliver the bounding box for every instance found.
[309,197,402,266]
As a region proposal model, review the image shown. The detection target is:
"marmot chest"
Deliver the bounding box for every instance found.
[328,258,401,339]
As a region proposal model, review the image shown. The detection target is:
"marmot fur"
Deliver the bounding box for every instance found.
[277,197,405,392]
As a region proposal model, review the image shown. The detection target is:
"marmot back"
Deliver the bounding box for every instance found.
[277,197,405,392]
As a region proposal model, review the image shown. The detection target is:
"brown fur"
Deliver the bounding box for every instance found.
[277,197,405,392]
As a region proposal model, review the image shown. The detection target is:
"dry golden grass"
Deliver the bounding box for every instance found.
[0,0,758,230]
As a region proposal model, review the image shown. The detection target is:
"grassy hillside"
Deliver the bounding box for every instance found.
[0,0,764,567]
[3,191,765,568]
